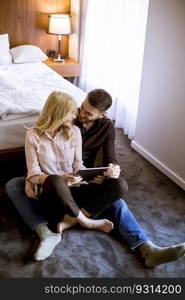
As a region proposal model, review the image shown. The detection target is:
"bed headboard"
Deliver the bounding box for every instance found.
[0,0,70,57]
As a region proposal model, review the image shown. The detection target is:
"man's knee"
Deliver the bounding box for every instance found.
[5,176,25,195]
[111,198,128,212]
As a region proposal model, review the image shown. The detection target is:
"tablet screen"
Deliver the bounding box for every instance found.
[77,167,110,181]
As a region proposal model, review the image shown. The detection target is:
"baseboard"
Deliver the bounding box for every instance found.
[131,140,185,191]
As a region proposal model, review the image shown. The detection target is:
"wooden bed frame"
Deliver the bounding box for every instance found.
[0,0,70,160]
[0,0,70,56]
[0,147,25,161]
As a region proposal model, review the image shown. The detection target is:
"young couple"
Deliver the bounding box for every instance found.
[6,89,185,268]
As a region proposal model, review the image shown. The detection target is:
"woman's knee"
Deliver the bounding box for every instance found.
[44,174,66,187]
[42,175,69,199]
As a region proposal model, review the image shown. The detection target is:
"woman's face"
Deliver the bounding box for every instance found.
[62,109,77,127]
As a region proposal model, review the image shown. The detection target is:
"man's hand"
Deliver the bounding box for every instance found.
[103,163,121,179]
[92,175,105,184]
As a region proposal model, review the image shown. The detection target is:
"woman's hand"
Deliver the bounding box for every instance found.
[39,174,49,185]
[103,163,121,179]
[61,173,82,186]
[25,180,38,199]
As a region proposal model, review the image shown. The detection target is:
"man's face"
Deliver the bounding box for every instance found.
[78,98,105,123]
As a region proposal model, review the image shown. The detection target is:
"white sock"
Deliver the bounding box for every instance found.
[139,241,185,268]
[34,224,61,261]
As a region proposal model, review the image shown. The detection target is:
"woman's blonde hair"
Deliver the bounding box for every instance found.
[35,91,77,140]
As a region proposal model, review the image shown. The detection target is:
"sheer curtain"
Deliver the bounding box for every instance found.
[78,0,149,139]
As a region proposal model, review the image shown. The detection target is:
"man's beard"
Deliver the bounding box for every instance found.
[78,115,96,123]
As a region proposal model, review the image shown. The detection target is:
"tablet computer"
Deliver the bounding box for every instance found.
[76,167,110,181]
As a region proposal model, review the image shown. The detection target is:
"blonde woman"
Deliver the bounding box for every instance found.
[25,91,124,260]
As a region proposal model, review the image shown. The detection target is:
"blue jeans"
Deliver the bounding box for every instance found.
[98,199,148,250]
[5,177,148,250]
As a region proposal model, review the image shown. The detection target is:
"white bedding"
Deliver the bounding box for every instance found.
[0,62,86,120]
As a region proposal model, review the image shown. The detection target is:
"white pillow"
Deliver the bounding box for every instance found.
[10,45,48,63]
[0,33,12,64]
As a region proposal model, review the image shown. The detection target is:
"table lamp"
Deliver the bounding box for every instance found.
[48,14,72,62]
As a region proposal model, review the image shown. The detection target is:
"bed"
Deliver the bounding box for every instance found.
[0,61,86,158]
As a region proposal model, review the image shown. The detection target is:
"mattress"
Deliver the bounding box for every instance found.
[0,114,38,150]
[0,62,86,151]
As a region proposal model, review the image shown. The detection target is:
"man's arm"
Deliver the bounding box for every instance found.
[102,122,117,166]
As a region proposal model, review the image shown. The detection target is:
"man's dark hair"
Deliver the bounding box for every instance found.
[87,89,112,112]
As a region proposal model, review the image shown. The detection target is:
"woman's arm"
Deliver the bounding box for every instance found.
[25,130,47,184]
[72,126,86,172]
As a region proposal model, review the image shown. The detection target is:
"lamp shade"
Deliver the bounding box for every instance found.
[48,14,71,35]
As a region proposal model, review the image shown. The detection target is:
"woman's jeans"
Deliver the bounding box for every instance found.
[5,177,148,250]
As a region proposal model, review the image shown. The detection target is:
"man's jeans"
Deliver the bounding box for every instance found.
[5,177,148,250]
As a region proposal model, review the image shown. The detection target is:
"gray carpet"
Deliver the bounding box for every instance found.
[0,129,185,278]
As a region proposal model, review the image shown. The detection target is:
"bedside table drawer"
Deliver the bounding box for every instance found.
[44,58,80,77]
[51,63,80,77]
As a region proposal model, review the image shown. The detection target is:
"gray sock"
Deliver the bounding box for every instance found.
[139,241,185,268]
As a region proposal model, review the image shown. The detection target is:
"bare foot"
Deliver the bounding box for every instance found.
[77,211,114,233]
[57,214,78,233]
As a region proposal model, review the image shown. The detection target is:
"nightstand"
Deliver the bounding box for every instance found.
[44,57,80,77]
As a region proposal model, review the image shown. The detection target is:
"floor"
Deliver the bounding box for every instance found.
[0,129,185,278]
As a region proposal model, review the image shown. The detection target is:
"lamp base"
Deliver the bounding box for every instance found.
[53,53,65,63]
[53,57,65,63]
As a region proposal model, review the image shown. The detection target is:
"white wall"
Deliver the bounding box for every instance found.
[69,0,80,61]
[131,0,185,190]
